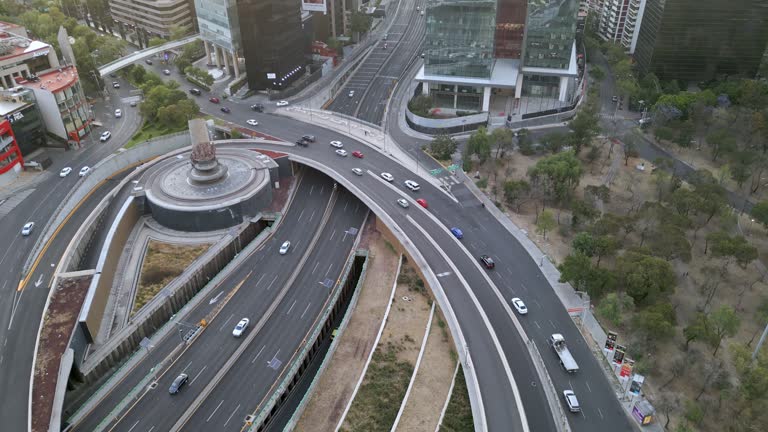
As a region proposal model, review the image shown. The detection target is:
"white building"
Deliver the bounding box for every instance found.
[597,0,646,53]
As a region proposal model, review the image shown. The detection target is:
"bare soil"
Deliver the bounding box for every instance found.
[294,229,398,432]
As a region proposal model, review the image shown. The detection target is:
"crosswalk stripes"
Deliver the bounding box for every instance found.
[436,175,461,186]
[0,189,35,218]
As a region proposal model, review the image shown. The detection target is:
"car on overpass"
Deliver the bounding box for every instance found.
[416,198,428,209]
[351,168,363,176]
[59,167,72,177]
[330,140,343,148]
[396,198,409,208]
[232,318,249,337]
[381,172,394,182]
[450,227,463,239]
[168,373,188,395]
[335,149,348,157]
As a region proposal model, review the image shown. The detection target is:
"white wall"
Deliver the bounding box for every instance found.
[30,88,66,140]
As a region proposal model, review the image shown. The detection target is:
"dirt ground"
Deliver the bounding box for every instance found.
[294,231,399,431]
[396,310,458,432]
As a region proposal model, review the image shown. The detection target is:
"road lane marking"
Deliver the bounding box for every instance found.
[127,420,140,432]
[224,404,241,427]
[206,399,224,422]
[147,426,155,432]
[534,321,541,329]
[286,300,297,315]
[549,320,556,329]
[325,263,333,277]
[300,303,312,319]
[182,361,193,373]
[298,209,305,222]
[597,407,603,419]
[586,382,592,392]
[330,229,336,241]
[344,200,349,211]
[533,299,542,309]
[436,272,451,277]
[252,345,266,364]
[254,274,265,287]
[266,275,278,290]
[190,365,207,385]
[312,262,320,274]
[520,283,527,291]
[218,314,235,332]
[309,210,316,222]
[309,185,314,195]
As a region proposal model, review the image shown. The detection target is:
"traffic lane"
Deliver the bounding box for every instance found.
[185,192,365,431]
[357,77,396,125]
[422,187,632,431]
[104,176,333,432]
[74,171,333,431]
[0,173,129,432]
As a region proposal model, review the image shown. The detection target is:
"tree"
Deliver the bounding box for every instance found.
[175,57,192,74]
[568,107,600,154]
[503,180,530,212]
[558,253,593,291]
[491,128,514,158]
[752,201,768,229]
[428,134,457,160]
[684,313,710,351]
[409,95,432,116]
[168,24,189,40]
[527,152,583,206]
[570,199,598,228]
[595,292,633,326]
[623,136,639,166]
[633,302,676,347]
[572,232,597,257]
[350,11,373,34]
[707,231,758,269]
[616,251,676,305]
[706,128,738,161]
[466,127,492,162]
[707,305,740,356]
[185,66,214,86]
[148,36,166,47]
[541,132,566,154]
[130,64,148,84]
[647,223,692,262]
[536,209,556,239]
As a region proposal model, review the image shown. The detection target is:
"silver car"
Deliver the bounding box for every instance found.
[397,198,409,208]
[232,318,249,337]
[279,241,291,255]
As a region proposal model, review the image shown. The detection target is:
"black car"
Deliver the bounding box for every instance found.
[220,106,231,113]
[296,139,309,147]
[189,88,201,96]
[301,135,316,143]
[480,255,495,269]
[145,59,153,65]
[251,104,264,112]
[168,373,188,394]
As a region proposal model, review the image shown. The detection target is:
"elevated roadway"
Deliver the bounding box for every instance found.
[98,34,201,77]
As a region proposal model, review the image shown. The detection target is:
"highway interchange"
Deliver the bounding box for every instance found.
[0,5,657,431]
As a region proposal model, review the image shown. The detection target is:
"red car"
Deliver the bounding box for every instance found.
[352,151,364,158]
[416,198,428,208]
[209,97,220,104]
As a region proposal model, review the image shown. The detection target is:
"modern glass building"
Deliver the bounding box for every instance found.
[195,0,242,78]
[524,0,579,70]
[237,0,308,91]
[634,0,768,81]
[495,0,527,59]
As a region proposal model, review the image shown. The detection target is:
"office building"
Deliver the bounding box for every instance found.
[237,0,308,91]
[0,87,46,155]
[416,0,581,112]
[634,0,768,81]
[109,0,197,39]
[0,117,22,185]
[0,22,61,89]
[596,0,646,53]
[195,0,242,78]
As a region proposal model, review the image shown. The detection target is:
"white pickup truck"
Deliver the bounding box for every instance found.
[549,333,579,373]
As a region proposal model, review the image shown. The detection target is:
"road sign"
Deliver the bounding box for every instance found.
[430,168,443,176]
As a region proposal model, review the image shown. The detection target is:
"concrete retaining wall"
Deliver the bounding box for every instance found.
[405,108,488,135]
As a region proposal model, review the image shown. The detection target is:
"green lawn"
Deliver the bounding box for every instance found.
[440,366,474,432]
[125,122,188,149]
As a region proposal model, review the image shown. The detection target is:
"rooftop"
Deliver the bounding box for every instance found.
[0,99,28,116]
[0,25,49,62]
[20,66,80,93]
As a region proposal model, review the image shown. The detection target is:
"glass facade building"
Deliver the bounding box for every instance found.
[237,0,308,91]
[494,0,527,59]
[424,0,498,78]
[195,0,240,53]
[634,0,768,81]
[523,0,579,69]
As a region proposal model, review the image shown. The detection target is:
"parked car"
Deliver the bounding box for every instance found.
[251,103,264,112]
[352,151,364,158]
[114,109,122,118]
[404,180,420,191]
[563,390,580,412]
[276,100,289,107]
[330,140,343,148]
[232,318,250,337]
[450,227,463,239]
[397,198,409,208]
[209,97,220,104]
[335,149,348,157]
[380,172,394,182]
[246,119,259,126]
[511,297,528,315]
[416,198,428,208]
[100,131,111,142]
[168,373,188,395]
[352,168,363,176]
[21,222,34,236]
[79,166,91,177]
[189,88,202,96]
[220,106,231,114]
[479,254,495,269]
[279,241,291,255]
[59,167,72,177]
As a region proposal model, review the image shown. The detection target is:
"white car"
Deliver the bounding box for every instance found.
[21,222,34,236]
[335,149,348,157]
[59,167,72,177]
[246,119,259,126]
[381,172,394,182]
[276,100,289,107]
[330,140,343,148]
[396,198,409,208]
[511,297,527,315]
[404,180,420,191]
[348,90,355,97]
[100,131,111,142]
[563,390,580,412]
[279,241,291,255]
[232,318,249,337]
[351,168,363,176]
[114,109,122,118]
[79,166,91,177]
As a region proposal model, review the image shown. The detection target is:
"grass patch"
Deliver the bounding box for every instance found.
[397,263,427,297]
[341,342,413,432]
[125,121,188,149]
[133,241,210,316]
[440,366,473,432]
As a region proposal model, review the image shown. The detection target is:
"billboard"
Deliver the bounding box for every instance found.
[302,0,327,13]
